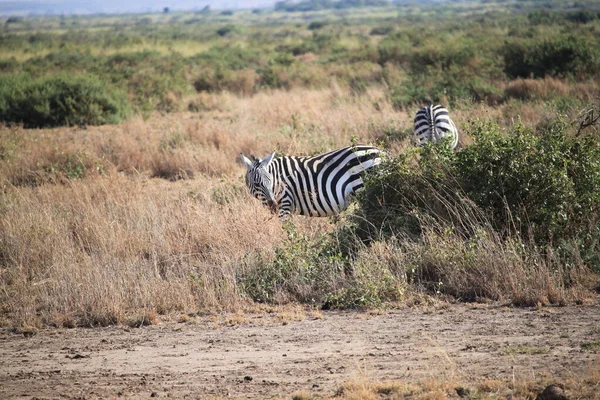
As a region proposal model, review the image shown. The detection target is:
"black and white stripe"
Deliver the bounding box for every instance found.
[241,145,383,218]
[413,104,459,150]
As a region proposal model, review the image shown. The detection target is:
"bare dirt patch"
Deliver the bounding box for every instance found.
[1,303,598,399]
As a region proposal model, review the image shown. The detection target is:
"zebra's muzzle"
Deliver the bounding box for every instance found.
[267,199,278,214]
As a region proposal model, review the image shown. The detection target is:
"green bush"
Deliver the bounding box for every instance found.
[275,0,388,12]
[307,20,328,30]
[370,26,394,36]
[192,45,264,70]
[377,33,413,66]
[527,10,562,25]
[0,74,132,128]
[386,38,504,106]
[107,52,189,114]
[503,34,599,79]
[353,118,600,266]
[216,24,239,37]
[391,65,503,107]
[241,223,403,308]
[564,10,599,24]
[241,223,347,305]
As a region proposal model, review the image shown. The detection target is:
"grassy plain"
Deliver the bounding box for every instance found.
[1,0,599,327]
[1,2,600,398]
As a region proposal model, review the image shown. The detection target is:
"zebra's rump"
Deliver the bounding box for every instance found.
[413,104,459,149]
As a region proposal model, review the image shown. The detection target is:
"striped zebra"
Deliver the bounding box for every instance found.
[240,145,383,218]
[413,104,459,150]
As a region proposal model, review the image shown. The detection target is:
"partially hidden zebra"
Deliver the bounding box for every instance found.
[413,104,459,150]
[240,145,383,218]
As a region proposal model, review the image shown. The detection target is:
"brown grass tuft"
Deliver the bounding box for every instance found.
[126,309,159,328]
[332,367,600,399]
[504,77,571,101]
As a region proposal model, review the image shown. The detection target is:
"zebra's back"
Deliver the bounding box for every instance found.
[274,145,382,217]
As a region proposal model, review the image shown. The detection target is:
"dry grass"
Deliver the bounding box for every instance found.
[0,87,409,186]
[1,172,325,327]
[410,225,593,306]
[0,87,598,328]
[333,367,600,399]
[504,77,598,102]
[1,88,391,328]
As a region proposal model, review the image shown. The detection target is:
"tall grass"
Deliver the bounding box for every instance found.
[0,88,397,327]
[0,174,283,327]
[1,88,598,328]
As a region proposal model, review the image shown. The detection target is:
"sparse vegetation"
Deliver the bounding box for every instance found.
[332,369,600,400]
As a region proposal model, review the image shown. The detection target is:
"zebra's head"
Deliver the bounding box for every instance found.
[240,152,278,214]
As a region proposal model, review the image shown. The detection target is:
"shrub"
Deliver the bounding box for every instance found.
[5,16,23,24]
[241,223,403,308]
[275,0,388,12]
[241,223,348,305]
[308,21,328,30]
[193,67,258,95]
[216,25,239,37]
[353,118,600,267]
[391,65,503,107]
[193,45,263,70]
[503,35,599,79]
[370,26,394,36]
[564,10,599,24]
[527,10,562,25]
[377,33,413,66]
[0,74,132,128]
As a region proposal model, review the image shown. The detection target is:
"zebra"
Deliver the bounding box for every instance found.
[240,145,383,218]
[413,104,459,150]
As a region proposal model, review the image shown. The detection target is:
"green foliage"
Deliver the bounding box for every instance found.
[241,223,403,308]
[385,36,504,106]
[369,25,393,36]
[353,119,600,266]
[323,257,402,308]
[564,10,599,23]
[216,25,240,37]
[307,20,329,30]
[527,9,599,25]
[527,10,563,25]
[192,45,263,70]
[0,74,132,128]
[503,35,599,79]
[456,119,600,247]
[1,0,599,118]
[391,67,503,107]
[241,223,347,304]
[10,50,190,116]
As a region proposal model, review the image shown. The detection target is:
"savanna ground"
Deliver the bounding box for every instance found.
[1,304,599,399]
[2,1,600,398]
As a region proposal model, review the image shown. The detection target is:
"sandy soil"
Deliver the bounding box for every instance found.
[1,303,599,399]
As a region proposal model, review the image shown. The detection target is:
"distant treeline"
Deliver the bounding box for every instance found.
[275,0,389,12]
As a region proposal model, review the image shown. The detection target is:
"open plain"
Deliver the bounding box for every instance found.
[2,303,599,399]
[2,2,600,398]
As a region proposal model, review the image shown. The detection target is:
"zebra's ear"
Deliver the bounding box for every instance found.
[240,153,253,170]
[259,152,276,168]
